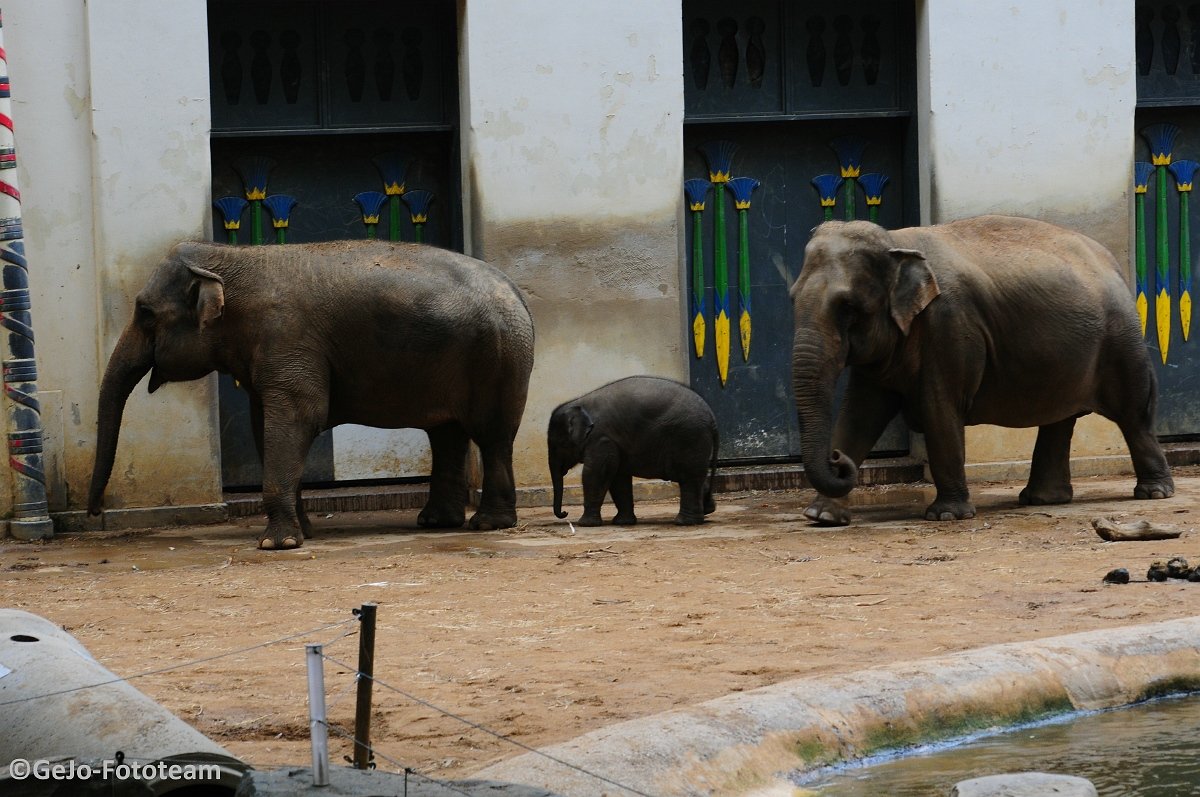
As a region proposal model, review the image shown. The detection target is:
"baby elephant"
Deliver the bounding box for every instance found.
[548,376,719,526]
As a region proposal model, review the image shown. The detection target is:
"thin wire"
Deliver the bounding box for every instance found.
[321,719,477,797]
[320,652,657,797]
[323,671,361,716]
[319,623,359,650]
[0,618,357,708]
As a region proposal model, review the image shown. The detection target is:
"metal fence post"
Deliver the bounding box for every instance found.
[306,643,330,787]
[352,602,378,769]
[0,10,53,541]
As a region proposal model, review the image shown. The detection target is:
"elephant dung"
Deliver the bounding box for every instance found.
[1102,568,1130,585]
[1147,561,1171,582]
[1167,556,1193,579]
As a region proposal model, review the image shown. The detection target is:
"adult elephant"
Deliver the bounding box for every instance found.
[88,240,535,549]
[791,215,1174,526]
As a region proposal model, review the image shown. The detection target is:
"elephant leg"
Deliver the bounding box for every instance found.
[419,423,469,528]
[469,434,519,531]
[922,413,975,521]
[610,472,637,525]
[804,376,901,526]
[675,476,706,525]
[251,393,312,540]
[259,396,323,550]
[1097,353,1175,500]
[1020,417,1076,506]
[578,438,619,526]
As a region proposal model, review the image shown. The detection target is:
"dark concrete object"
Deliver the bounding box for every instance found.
[0,609,247,796]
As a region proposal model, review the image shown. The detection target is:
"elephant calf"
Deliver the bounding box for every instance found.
[89,240,534,549]
[790,215,1174,526]
[548,376,719,526]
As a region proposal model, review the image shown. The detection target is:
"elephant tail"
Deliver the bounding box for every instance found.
[705,423,719,513]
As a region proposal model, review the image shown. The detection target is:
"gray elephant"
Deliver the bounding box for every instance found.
[791,215,1174,526]
[548,376,718,526]
[88,240,535,549]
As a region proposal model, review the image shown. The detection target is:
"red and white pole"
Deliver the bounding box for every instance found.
[0,10,53,540]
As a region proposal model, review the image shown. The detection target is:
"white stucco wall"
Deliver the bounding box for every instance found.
[460,1,686,487]
[6,0,220,515]
[919,0,1135,254]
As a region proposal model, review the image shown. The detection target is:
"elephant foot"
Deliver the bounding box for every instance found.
[703,490,716,515]
[674,512,704,526]
[298,512,315,540]
[576,513,603,527]
[468,509,517,530]
[803,495,851,526]
[258,530,302,550]
[924,498,976,522]
[1018,484,1073,506]
[417,504,466,529]
[612,512,638,526]
[1134,478,1176,500]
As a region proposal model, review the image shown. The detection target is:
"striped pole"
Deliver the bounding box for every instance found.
[0,13,54,540]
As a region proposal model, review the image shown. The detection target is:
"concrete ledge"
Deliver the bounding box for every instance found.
[962,442,1200,485]
[52,503,228,534]
[474,617,1200,797]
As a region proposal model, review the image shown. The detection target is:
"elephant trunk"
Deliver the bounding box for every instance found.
[551,454,568,519]
[88,323,154,514]
[792,327,858,498]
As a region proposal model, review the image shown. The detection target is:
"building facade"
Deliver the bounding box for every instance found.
[0,1,1156,524]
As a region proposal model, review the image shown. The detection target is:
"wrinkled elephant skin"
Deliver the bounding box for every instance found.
[89,240,535,549]
[790,215,1174,525]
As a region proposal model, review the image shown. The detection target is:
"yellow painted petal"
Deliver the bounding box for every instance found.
[739,310,751,361]
[1137,292,1148,338]
[1157,289,1171,364]
[693,313,706,358]
[716,312,730,386]
[1183,291,1192,342]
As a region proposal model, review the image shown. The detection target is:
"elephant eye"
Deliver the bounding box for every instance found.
[135,303,156,329]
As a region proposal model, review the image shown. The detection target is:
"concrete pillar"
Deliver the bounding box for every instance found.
[459,0,686,487]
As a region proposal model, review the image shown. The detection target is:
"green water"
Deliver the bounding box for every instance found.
[800,694,1200,796]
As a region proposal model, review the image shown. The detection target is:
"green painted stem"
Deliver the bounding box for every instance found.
[226,229,238,245]
[414,224,425,244]
[692,208,704,316]
[714,189,728,312]
[389,195,401,242]
[1136,193,1147,296]
[1181,191,1191,302]
[737,209,750,309]
[251,200,263,246]
[843,178,856,221]
[868,205,879,224]
[275,228,286,245]
[1158,165,1170,292]
[823,206,833,222]
[366,224,377,240]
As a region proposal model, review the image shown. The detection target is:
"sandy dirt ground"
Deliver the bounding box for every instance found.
[3,468,1200,783]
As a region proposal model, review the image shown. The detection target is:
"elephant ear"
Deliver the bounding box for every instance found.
[183,260,225,330]
[566,405,594,449]
[888,247,939,335]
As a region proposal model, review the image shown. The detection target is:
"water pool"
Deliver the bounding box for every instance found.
[799,693,1200,796]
